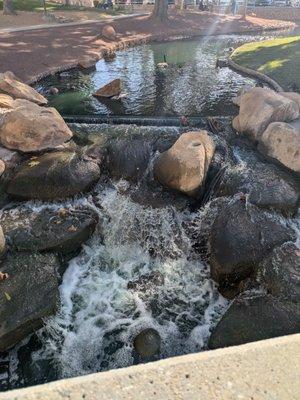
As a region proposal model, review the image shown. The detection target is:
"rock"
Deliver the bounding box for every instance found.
[0,146,20,168]
[258,242,300,303]
[102,25,116,41]
[209,294,300,349]
[258,120,300,173]
[0,160,5,177]
[233,88,299,141]
[103,51,116,63]
[0,207,98,254]
[133,328,161,357]
[214,146,300,215]
[49,87,59,95]
[0,72,47,106]
[0,225,5,255]
[108,138,152,182]
[0,94,14,109]
[154,131,215,198]
[280,92,300,112]
[78,59,97,70]
[6,150,101,200]
[93,79,122,98]
[209,200,295,286]
[0,253,60,352]
[0,101,73,153]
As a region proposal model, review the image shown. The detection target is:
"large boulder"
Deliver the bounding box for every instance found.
[0,101,73,153]
[280,92,300,112]
[258,120,300,173]
[133,328,161,358]
[258,242,300,303]
[0,253,60,352]
[154,131,215,198]
[233,88,299,141]
[93,79,121,98]
[6,150,101,200]
[0,94,14,109]
[0,72,47,106]
[209,200,295,286]
[108,138,152,182]
[0,207,98,254]
[214,146,300,215]
[102,25,116,41]
[209,294,300,349]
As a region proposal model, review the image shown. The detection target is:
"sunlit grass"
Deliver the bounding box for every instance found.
[231,36,300,90]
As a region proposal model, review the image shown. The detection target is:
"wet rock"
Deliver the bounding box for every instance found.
[108,138,152,182]
[78,59,97,70]
[258,120,300,173]
[133,328,161,357]
[154,131,215,198]
[49,87,59,95]
[0,72,47,106]
[93,79,121,98]
[209,294,300,349]
[258,242,300,303]
[0,253,60,352]
[6,150,100,200]
[127,271,164,292]
[214,146,300,215]
[0,100,73,153]
[233,88,299,141]
[0,225,5,255]
[103,50,116,63]
[0,207,98,254]
[209,200,295,286]
[102,25,116,41]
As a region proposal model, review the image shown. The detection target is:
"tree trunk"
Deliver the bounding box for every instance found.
[243,0,248,18]
[152,0,168,22]
[3,0,15,15]
[42,0,47,14]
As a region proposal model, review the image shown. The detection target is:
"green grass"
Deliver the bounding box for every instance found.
[231,36,300,91]
[0,1,64,12]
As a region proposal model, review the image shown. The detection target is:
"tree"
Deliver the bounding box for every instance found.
[3,0,15,15]
[152,0,168,22]
[42,0,47,14]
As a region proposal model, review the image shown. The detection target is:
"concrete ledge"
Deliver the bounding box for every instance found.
[1,334,299,400]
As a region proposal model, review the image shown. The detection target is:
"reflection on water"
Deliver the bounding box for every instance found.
[36,35,271,117]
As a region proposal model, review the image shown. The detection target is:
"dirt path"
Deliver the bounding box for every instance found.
[0,11,295,83]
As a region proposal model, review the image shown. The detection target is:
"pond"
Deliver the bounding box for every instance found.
[35,33,279,118]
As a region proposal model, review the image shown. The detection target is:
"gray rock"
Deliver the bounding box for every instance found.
[0,207,98,254]
[0,253,60,352]
[6,150,100,200]
[209,294,300,349]
[133,328,161,357]
[209,200,295,286]
[258,242,300,303]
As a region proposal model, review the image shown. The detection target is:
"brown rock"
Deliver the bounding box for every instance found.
[102,25,116,40]
[0,94,14,109]
[280,92,300,112]
[0,225,5,254]
[93,79,122,98]
[234,88,299,140]
[153,131,215,198]
[0,160,5,177]
[258,120,300,173]
[0,101,73,153]
[0,72,47,106]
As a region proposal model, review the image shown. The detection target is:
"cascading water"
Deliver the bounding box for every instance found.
[25,183,228,381]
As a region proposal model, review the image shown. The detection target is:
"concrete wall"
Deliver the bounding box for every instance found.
[0,334,299,400]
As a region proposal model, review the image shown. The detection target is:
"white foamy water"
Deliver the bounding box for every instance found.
[27,184,228,379]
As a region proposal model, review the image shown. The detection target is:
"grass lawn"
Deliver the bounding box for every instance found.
[0,1,63,12]
[231,36,300,91]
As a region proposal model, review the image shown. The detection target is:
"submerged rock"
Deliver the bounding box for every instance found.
[209,294,300,349]
[209,200,295,286]
[127,271,164,292]
[133,328,161,357]
[0,253,60,352]
[154,131,215,198]
[258,120,300,173]
[93,79,121,98]
[0,72,47,106]
[1,207,98,254]
[214,146,300,215]
[258,242,300,303]
[6,150,100,200]
[233,88,299,141]
[0,100,73,153]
